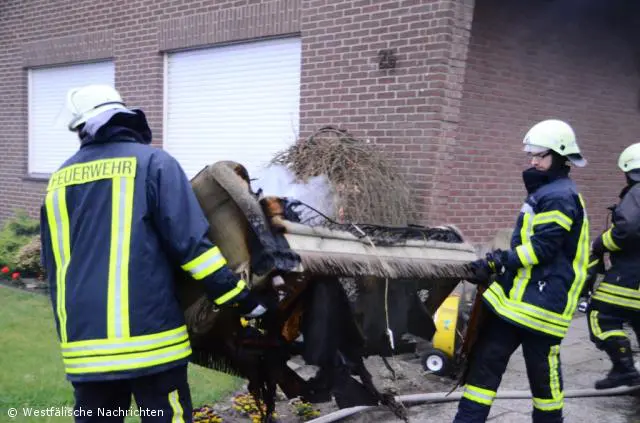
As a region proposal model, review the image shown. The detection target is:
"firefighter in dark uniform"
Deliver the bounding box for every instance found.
[453,119,590,423]
[40,85,268,422]
[587,142,640,390]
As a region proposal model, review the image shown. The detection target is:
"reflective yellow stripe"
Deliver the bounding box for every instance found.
[61,326,190,357]
[602,228,621,252]
[511,212,534,300]
[484,294,565,338]
[61,325,187,348]
[564,195,589,317]
[168,390,185,423]
[182,246,228,280]
[214,279,247,305]
[64,339,192,374]
[533,397,563,411]
[592,291,640,310]
[47,157,136,191]
[548,345,563,406]
[589,310,627,340]
[107,173,136,339]
[533,211,573,231]
[487,196,587,339]
[462,385,496,406]
[597,283,640,300]
[182,247,246,305]
[490,283,570,327]
[588,258,600,269]
[532,345,565,411]
[516,243,539,267]
[46,157,139,345]
[193,257,226,280]
[45,188,71,343]
[484,284,568,338]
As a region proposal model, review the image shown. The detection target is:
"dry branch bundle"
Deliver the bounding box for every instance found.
[270,126,418,226]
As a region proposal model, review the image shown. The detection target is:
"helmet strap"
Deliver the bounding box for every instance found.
[549,151,570,172]
[626,169,640,185]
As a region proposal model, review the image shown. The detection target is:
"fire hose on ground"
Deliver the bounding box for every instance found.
[306,385,640,423]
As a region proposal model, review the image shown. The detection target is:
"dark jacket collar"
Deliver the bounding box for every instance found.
[79,109,152,147]
[522,166,570,195]
[621,174,640,199]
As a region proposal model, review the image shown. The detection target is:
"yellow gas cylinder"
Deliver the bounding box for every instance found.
[432,294,461,358]
[422,294,461,376]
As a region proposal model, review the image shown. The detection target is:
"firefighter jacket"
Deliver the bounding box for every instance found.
[40,110,254,382]
[591,182,640,312]
[482,168,590,339]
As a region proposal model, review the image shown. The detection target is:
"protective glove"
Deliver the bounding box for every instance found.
[467,258,492,286]
[484,249,507,275]
[467,249,507,286]
[231,291,269,319]
[243,304,268,319]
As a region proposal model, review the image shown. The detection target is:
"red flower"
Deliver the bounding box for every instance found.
[1,266,9,274]
[11,272,20,280]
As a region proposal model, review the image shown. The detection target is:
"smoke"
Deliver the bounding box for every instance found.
[250,164,336,223]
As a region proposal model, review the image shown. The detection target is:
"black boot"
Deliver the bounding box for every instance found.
[595,338,640,390]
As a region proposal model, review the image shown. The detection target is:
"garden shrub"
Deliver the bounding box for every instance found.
[0,210,40,271]
[15,235,45,278]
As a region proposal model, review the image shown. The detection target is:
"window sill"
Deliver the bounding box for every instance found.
[22,174,51,183]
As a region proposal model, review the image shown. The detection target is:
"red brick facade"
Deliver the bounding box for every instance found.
[1,0,639,244]
[445,0,640,241]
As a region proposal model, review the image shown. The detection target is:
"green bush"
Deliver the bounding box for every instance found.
[15,235,45,278]
[0,210,40,271]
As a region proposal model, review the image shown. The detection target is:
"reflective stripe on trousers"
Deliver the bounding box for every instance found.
[169,389,186,423]
[462,385,496,406]
[588,309,627,342]
[453,312,564,423]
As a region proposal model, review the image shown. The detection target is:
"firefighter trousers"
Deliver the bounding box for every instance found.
[587,304,640,350]
[70,364,193,423]
[453,311,564,423]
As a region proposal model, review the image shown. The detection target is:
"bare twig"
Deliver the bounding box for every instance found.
[270,127,418,226]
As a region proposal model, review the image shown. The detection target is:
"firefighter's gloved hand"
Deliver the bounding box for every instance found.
[243,304,267,319]
[467,249,507,287]
[484,249,507,275]
[467,258,492,286]
[230,291,269,318]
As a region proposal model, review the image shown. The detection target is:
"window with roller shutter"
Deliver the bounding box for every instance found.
[163,36,302,179]
[28,61,115,177]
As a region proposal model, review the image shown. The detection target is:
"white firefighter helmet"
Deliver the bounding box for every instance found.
[63,84,127,131]
[618,143,640,173]
[522,119,587,167]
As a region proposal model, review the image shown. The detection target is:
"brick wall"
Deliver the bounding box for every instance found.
[443,0,640,243]
[0,0,300,222]
[2,0,639,248]
[1,0,474,227]
[298,0,475,224]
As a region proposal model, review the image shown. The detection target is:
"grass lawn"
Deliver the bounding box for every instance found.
[0,286,243,422]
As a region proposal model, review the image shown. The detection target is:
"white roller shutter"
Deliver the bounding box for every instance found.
[28,61,115,176]
[164,37,302,179]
